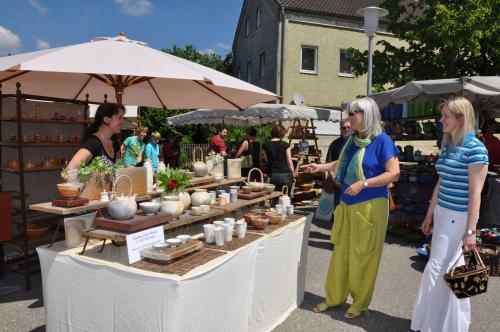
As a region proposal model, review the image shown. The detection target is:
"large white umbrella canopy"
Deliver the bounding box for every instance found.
[370,76,500,116]
[167,103,341,126]
[0,33,278,109]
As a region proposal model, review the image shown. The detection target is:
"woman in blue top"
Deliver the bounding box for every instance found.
[302,97,400,319]
[411,97,488,332]
[145,131,161,172]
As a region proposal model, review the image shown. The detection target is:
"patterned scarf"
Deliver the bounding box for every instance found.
[334,134,372,186]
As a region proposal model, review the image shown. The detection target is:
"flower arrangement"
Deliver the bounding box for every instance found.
[206,151,224,165]
[156,166,192,194]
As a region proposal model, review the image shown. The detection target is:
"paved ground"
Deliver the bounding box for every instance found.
[0,212,498,332]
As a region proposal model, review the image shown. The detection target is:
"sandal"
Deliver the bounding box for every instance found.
[344,311,368,319]
[313,301,345,313]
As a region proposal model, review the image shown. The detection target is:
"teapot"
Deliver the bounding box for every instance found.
[190,147,208,177]
[245,168,265,191]
[278,185,291,207]
[107,175,137,220]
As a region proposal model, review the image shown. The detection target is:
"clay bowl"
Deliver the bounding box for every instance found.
[263,184,275,192]
[243,212,260,224]
[26,223,49,238]
[252,217,269,230]
[57,182,84,198]
[139,202,160,216]
[265,212,285,225]
[241,186,253,194]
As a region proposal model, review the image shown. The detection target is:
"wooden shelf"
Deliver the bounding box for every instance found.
[1,166,64,173]
[0,116,91,125]
[0,142,81,147]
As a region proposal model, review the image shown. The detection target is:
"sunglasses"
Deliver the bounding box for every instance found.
[347,110,364,117]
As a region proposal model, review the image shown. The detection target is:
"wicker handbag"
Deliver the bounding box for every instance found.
[443,248,490,299]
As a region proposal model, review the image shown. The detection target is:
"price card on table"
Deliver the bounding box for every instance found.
[126,226,165,264]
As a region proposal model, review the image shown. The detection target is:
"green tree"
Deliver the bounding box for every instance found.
[348,0,500,91]
[139,44,234,142]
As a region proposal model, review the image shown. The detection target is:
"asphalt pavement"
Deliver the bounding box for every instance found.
[0,212,498,332]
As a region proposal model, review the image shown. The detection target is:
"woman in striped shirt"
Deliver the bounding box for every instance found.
[411,96,489,332]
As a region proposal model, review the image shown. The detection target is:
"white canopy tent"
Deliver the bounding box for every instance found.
[370,76,500,116]
[167,103,342,135]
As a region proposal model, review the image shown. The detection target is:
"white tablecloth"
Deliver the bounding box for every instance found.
[37,214,311,332]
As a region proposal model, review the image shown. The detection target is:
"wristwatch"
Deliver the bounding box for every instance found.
[465,229,475,236]
[363,180,369,188]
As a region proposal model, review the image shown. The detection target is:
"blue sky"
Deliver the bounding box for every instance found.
[0,0,243,56]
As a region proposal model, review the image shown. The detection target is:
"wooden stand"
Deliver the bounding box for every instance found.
[51,197,89,208]
[237,190,268,200]
[94,212,172,233]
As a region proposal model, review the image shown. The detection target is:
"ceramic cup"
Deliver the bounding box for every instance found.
[200,205,210,214]
[229,186,240,192]
[213,220,225,227]
[208,191,217,205]
[217,190,226,196]
[217,196,227,206]
[100,192,110,202]
[224,217,236,225]
[214,226,225,246]
[223,223,234,242]
[203,224,215,243]
[222,193,231,203]
[235,221,247,239]
[275,204,285,214]
[286,205,294,215]
[230,191,238,203]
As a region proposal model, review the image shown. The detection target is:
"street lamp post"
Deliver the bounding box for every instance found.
[356,6,389,96]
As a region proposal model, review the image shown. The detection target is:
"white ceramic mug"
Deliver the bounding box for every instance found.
[203,224,215,243]
[229,186,240,192]
[213,220,225,227]
[223,223,234,242]
[275,204,285,214]
[208,191,217,205]
[230,191,238,203]
[286,205,294,215]
[214,226,225,246]
[224,217,235,225]
[235,221,247,239]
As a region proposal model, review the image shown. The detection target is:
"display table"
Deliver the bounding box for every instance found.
[37,213,312,332]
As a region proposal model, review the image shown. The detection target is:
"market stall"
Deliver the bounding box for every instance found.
[37,213,311,332]
[369,76,500,239]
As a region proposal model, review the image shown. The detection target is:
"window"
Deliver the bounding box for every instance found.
[339,49,354,77]
[259,52,266,78]
[256,8,262,28]
[246,18,251,37]
[300,46,318,74]
[246,61,252,83]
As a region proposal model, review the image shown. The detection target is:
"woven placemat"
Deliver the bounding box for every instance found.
[203,232,262,251]
[132,248,225,276]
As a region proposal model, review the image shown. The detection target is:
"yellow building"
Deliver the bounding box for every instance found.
[233,0,404,108]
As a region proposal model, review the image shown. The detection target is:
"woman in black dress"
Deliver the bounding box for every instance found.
[262,124,296,191]
[236,127,260,177]
[67,103,125,169]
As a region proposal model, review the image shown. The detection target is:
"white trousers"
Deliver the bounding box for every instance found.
[411,205,471,332]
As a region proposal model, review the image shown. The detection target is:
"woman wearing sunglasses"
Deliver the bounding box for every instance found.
[302,97,400,319]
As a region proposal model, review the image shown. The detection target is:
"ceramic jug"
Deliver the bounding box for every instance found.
[191,147,208,177]
[278,185,291,207]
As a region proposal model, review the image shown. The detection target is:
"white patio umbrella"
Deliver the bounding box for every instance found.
[0,33,278,109]
[167,103,341,126]
[370,76,500,116]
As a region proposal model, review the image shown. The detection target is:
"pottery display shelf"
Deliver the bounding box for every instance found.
[185,177,245,193]
[211,191,282,218]
[80,208,225,255]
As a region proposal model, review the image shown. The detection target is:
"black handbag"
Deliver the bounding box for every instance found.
[443,248,490,299]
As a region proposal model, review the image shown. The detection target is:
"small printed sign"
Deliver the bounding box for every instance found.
[126,226,165,264]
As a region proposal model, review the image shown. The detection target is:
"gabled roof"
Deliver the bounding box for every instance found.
[276,0,381,18]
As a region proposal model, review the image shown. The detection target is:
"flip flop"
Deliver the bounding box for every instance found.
[313,301,345,313]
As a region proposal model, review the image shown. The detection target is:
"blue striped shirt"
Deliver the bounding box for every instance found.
[435,136,488,212]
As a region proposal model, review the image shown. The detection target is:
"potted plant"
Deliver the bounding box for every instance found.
[156,166,193,215]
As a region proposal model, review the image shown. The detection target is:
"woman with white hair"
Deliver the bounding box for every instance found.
[411,96,488,332]
[302,97,400,319]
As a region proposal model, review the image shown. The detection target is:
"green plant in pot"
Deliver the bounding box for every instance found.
[157,166,193,215]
